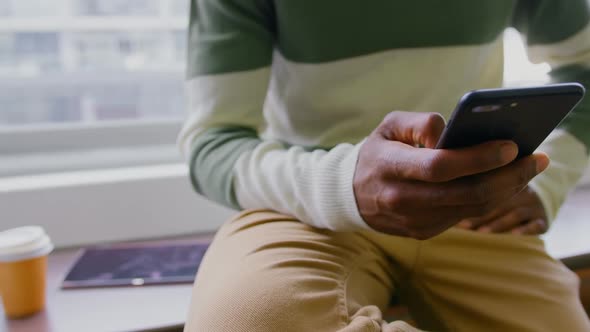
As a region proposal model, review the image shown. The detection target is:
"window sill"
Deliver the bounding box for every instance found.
[0,144,181,177]
[0,164,233,248]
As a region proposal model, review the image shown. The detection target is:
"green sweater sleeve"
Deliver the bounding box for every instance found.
[179,0,274,209]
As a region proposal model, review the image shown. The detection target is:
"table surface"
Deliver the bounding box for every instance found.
[1,188,589,332]
[1,235,212,332]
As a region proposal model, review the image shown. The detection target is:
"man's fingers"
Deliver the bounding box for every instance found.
[477,208,533,233]
[456,186,545,230]
[511,218,548,235]
[385,153,548,210]
[383,140,521,182]
[379,111,446,148]
[456,154,548,206]
[457,206,510,230]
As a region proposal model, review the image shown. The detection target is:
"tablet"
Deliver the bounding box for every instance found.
[62,240,209,289]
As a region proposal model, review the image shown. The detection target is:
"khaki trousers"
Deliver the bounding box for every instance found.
[184,210,590,332]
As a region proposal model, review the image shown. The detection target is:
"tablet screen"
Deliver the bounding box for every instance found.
[62,240,209,289]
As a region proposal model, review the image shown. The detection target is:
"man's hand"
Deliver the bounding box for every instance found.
[456,187,548,235]
[353,111,549,240]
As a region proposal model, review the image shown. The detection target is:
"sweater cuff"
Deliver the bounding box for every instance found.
[328,142,371,231]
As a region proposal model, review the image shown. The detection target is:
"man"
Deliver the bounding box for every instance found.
[179,1,590,331]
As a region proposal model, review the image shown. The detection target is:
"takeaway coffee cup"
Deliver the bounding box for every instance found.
[0,226,53,319]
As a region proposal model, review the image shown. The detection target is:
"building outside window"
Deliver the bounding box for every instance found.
[170,0,189,17]
[0,0,187,127]
[1,0,63,17]
[76,0,159,16]
[0,2,10,17]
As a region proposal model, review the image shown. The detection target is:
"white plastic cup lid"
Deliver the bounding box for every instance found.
[0,226,54,263]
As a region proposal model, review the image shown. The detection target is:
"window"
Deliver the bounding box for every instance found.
[170,0,190,17]
[0,0,187,129]
[0,0,63,17]
[0,0,188,177]
[75,0,159,16]
[0,2,10,17]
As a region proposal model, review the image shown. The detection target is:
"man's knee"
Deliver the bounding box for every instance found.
[184,271,344,332]
[183,211,377,331]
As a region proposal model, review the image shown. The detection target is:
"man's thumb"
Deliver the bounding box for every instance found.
[379,111,446,148]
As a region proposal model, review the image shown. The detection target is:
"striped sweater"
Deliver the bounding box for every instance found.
[178,1,590,231]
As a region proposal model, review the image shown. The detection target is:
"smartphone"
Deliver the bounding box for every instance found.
[436,83,585,158]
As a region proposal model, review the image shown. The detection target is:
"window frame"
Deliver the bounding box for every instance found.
[0,119,185,177]
[0,118,182,154]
